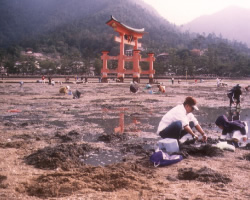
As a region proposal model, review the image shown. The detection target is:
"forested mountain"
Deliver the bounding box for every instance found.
[0,0,250,77]
[183,6,250,47]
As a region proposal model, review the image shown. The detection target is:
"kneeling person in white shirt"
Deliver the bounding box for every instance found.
[157,96,207,143]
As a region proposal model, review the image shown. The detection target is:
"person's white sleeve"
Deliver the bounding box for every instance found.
[187,113,199,126]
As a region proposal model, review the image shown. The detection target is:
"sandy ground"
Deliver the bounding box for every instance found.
[0,78,250,200]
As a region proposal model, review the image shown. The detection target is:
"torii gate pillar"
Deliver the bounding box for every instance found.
[101,51,109,83]
[117,32,125,82]
[133,50,141,83]
[148,53,155,84]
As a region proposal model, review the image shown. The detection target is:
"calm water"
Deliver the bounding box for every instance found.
[81,106,250,166]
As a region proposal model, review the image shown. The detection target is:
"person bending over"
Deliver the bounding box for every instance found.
[215,115,248,147]
[227,84,242,108]
[157,96,207,143]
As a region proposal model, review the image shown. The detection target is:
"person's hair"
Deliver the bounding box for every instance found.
[183,96,197,106]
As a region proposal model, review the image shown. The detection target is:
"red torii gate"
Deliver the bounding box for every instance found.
[101,16,155,83]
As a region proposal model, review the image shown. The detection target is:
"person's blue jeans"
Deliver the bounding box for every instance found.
[159,121,194,140]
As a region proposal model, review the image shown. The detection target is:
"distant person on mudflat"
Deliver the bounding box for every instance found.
[216,78,221,87]
[130,81,139,93]
[171,77,174,84]
[42,75,45,84]
[48,76,52,85]
[157,84,165,93]
[227,84,242,108]
[19,81,24,87]
[157,96,207,143]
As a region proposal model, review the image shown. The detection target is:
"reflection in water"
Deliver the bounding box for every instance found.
[20,87,24,93]
[114,110,125,134]
[228,108,241,121]
[190,107,250,132]
[82,150,124,166]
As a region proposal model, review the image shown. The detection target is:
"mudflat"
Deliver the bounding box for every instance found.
[0,78,250,200]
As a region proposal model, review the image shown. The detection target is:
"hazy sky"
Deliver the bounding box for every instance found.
[143,0,250,25]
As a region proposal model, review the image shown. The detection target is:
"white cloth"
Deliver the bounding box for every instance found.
[216,142,235,152]
[157,104,199,134]
[220,121,248,141]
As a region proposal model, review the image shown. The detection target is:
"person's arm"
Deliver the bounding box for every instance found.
[195,124,207,142]
[184,125,198,140]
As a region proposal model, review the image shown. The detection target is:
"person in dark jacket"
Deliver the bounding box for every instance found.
[227,84,242,108]
[73,90,81,99]
[130,81,139,93]
[215,115,248,146]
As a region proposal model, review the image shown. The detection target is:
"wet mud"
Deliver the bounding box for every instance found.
[178,167,232,184]
[22,162,154,198]
[0,80,250,199]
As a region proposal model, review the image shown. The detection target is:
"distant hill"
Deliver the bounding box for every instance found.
[0,0,182,52]
[183,6,250,47]
[0,0,250,77]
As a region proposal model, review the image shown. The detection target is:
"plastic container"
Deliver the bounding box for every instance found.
[157,138,179,153]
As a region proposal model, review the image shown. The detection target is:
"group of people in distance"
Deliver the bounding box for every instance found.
[130,81,166,94]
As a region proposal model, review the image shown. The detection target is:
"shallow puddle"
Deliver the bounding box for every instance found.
[82,107,250,137]
[82,150,124,166]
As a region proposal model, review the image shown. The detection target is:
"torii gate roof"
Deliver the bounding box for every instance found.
[106,16,146,37]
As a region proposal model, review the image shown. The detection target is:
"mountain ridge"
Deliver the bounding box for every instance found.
[183,6,250,47]
[0,0,250,77]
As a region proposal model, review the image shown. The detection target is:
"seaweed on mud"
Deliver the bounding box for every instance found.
[242,143,250,150]
[177,144,224,158]
[12,134,32,140]
[242,153,250,161]
[24,162,153,198]
[0,175,8,188]
[54,130,81,143]
[24,143,92,170]
[0,141,29,149]
[178,167,232,184]
[143,99,160,103]
[121,143,154,156]
[182,137,219,145]
[98,133,129,143]
[19,122,29,127]
[4,122,16,126]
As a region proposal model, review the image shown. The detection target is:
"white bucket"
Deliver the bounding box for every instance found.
[157,138,179,153]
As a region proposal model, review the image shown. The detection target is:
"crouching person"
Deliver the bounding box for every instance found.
[59,86,70,94]
[73,90,81,99]
[157,96,207,143]
[215,115,248,147]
